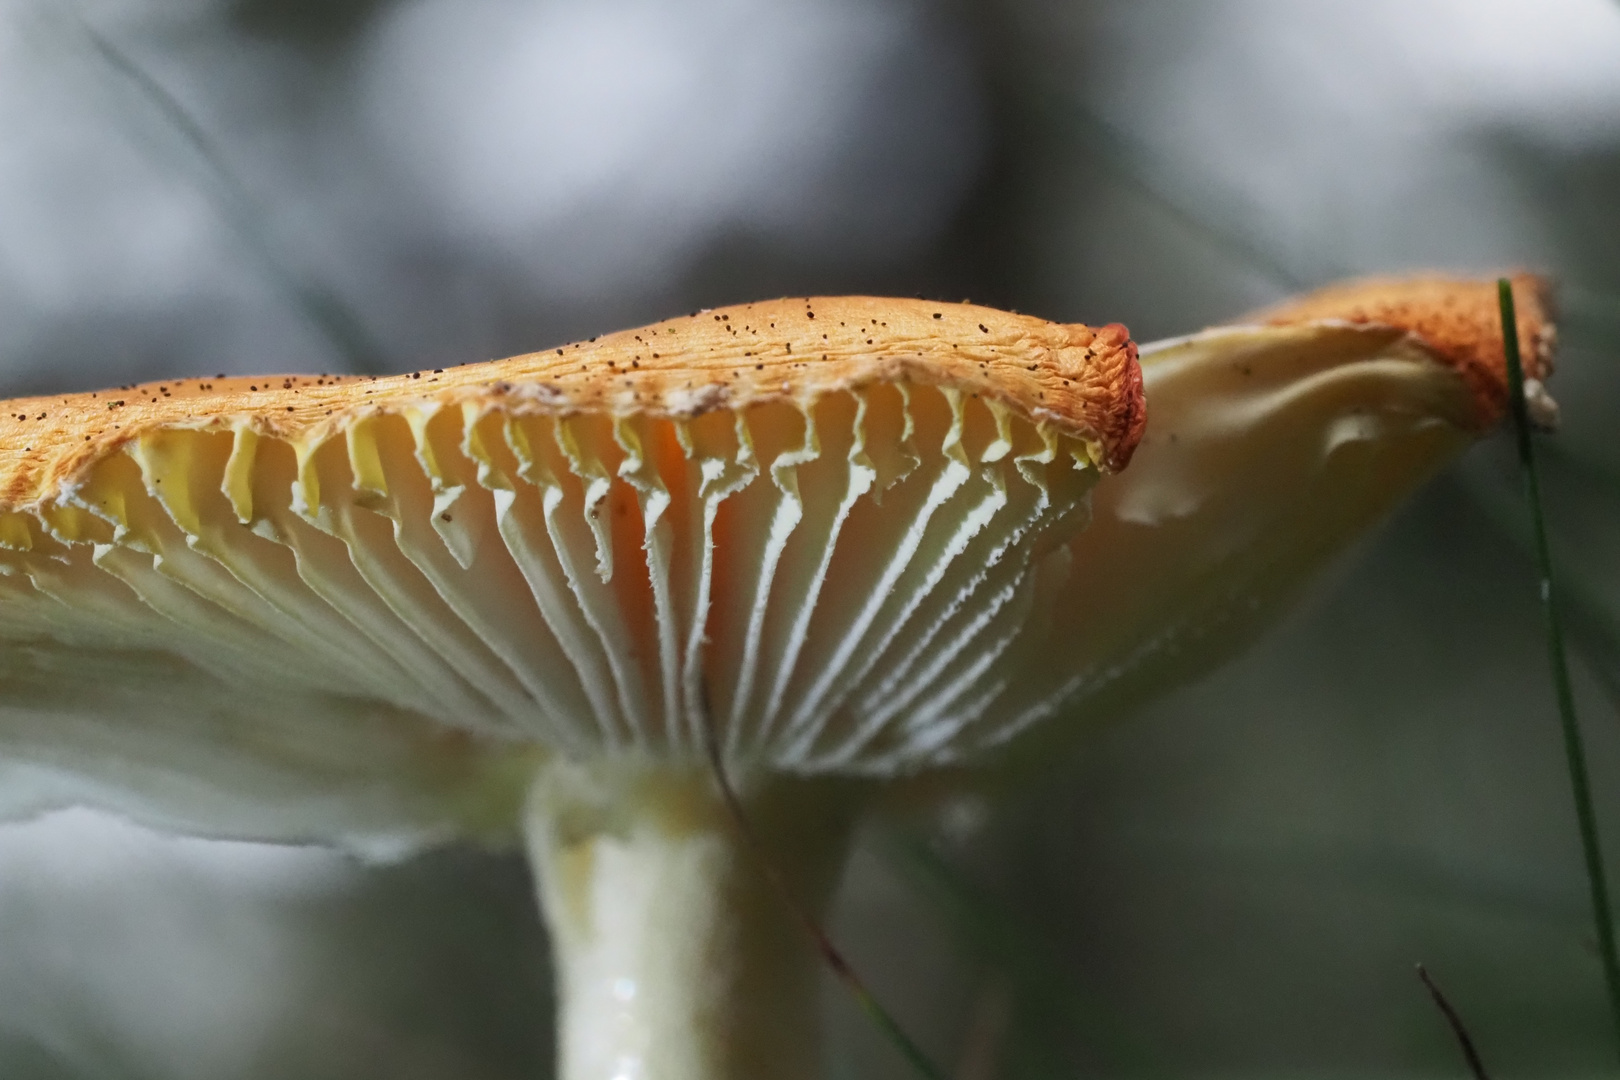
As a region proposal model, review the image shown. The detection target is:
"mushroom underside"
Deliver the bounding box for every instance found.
[0,379,1101,844]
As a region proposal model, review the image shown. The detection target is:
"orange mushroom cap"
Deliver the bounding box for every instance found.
[0,298,1142,512]
[1254,272,1555,429]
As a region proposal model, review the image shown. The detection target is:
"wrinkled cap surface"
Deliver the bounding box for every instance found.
[0,297,1142,847]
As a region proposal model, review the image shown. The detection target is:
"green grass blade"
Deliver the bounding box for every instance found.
[1498,276,1620,1056]
[1460,453,1620,722]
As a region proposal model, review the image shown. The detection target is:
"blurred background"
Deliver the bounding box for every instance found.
[2,0,1619,1076]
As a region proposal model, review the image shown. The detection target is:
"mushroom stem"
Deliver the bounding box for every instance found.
[523,759,869,1080]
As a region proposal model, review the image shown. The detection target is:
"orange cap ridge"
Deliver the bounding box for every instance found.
[0,297,1144,512]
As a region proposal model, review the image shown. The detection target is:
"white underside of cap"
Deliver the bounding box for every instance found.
[0,383,1098,842]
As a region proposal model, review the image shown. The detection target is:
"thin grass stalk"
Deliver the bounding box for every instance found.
[1415,963,1491,1080]
[1498,277,1620,1056]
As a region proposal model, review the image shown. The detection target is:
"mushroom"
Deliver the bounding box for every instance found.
[0,297,1143,1080]
[0,278,1554,1080]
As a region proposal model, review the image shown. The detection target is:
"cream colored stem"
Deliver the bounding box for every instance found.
[523,760,866,1080]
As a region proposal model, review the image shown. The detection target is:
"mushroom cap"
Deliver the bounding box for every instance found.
[0,297,1143,506]
[1255,271,1555,428]
[0,298,1142,847]
[982,274,1556,759]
